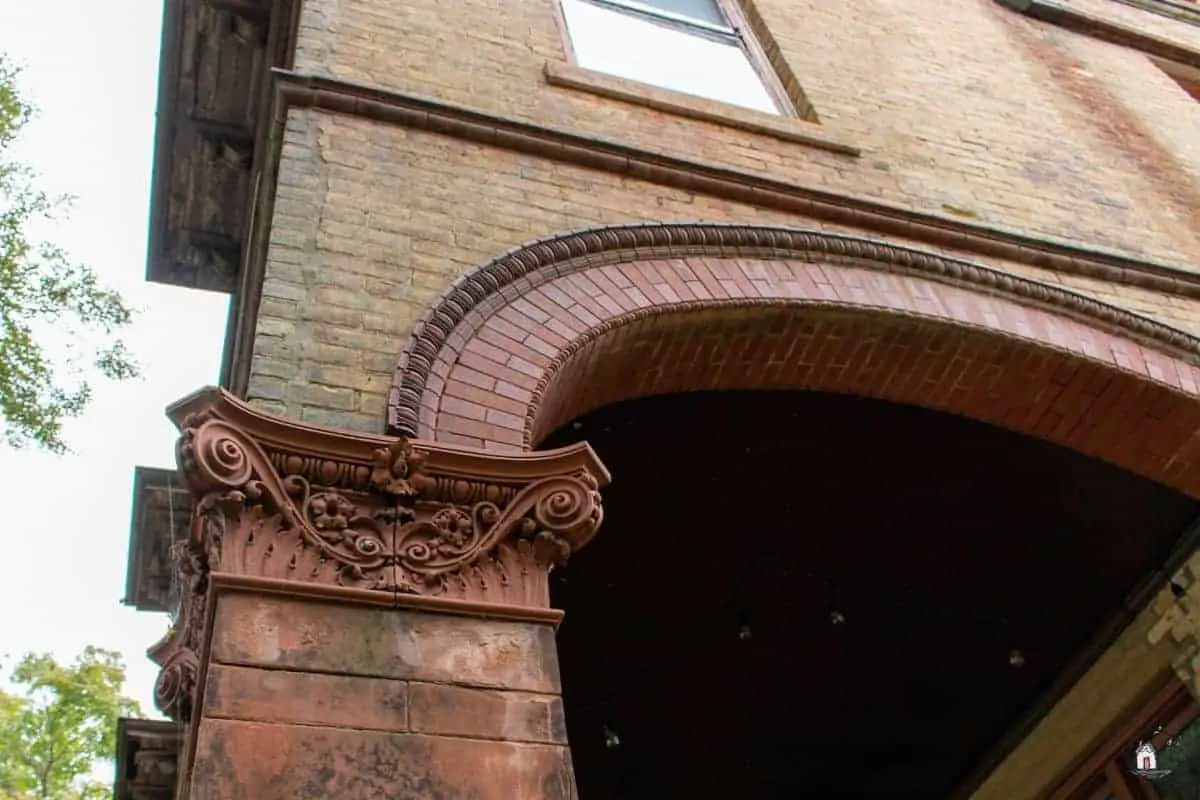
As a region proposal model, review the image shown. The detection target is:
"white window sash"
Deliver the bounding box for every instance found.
[578,0,741,44]
[560,0,782,114]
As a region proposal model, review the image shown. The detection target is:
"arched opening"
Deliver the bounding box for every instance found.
[390,224,1200,796]
[391,226,1200,496]
[540,390,1197,797]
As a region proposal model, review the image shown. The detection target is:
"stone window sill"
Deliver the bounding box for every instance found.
[1106,0,1200,27]
[543,61,861,158]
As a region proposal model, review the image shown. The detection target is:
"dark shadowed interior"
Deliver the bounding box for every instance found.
[540,390,1197,799]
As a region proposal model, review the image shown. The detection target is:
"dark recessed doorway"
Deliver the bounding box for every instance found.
[540,390,1197,799]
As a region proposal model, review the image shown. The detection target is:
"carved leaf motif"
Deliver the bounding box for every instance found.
[232,505,397,591]
[392,472,602,592]
[147,548,207,722]
[173,402,605,607]
[180,417,397,583]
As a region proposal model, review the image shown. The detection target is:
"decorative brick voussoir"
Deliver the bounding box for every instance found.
[390,223,1200,502]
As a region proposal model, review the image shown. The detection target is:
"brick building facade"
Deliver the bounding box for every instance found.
[116,0,1200,796]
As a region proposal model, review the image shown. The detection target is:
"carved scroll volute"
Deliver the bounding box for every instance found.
[391,469,604,595]
[175,411,262,499]
[162,388,610,609]
[531,470,605,553]
[147,540,207,722]
[174,407,410,589]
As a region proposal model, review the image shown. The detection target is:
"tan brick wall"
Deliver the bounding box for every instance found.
[248,109,1200,430]
[290,0,1200,266]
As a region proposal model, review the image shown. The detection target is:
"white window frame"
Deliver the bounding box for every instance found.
[557,0,795,116]
[585,0,741,40]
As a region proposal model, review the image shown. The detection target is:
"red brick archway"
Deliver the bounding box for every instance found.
[389,224,1200,496]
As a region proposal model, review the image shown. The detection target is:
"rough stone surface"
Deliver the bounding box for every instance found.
[189,719,576,800]
[188,595,576,797]
[203,665,409,732]
[408,682,568,744]
[209,594,562,693]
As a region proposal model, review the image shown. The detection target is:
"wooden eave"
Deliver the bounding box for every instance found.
[124,466,193,613]
[145,0,290,292]
[113,717,182,800]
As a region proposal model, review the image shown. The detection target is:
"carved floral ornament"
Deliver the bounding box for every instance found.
[147,387,608,720]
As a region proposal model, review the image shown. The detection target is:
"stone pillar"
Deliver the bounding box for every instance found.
[147,388,608,800]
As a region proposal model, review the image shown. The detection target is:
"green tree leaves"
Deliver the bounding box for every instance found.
[0,53,138,453]
[0,647,141,800]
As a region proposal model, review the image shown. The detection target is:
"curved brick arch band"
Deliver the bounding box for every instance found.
[389,224,1200,436]
[389,224,1200,495]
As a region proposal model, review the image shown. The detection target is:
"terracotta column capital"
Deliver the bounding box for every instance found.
[148,386,609,721]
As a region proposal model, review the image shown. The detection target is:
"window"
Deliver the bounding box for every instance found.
[558,0,786,115]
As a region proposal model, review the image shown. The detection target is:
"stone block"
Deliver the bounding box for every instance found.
[203,664,408,732]
[210,593,562,693]
[189,719,576,800]
[408,682,567,744]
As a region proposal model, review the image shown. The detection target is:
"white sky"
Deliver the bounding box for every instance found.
[0,0,229,748]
